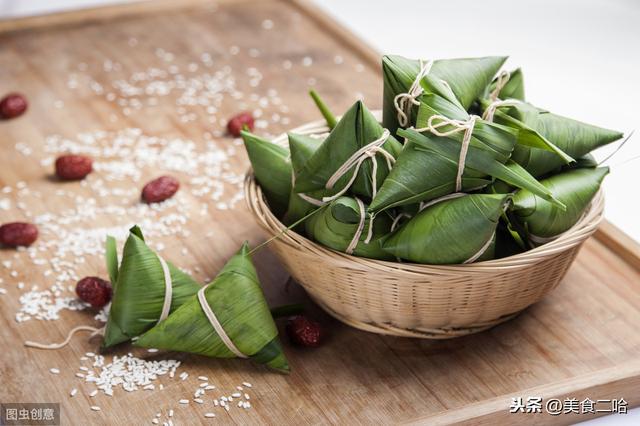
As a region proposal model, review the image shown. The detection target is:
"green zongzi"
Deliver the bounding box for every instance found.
[135,243,289,372]
[511,167,609,242]
[383,194,509,264]
[383,54,507,134]
[242,131,292,217]
[294,100,402,202]
[102,226,201,348]
[305,196,393,260]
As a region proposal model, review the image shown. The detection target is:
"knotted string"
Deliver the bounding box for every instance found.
[323,129,394,202]
[25,325,104,350]
[394,59,434,127]
[299,130,395,206]
[416,115,479,192]
[482,99,521,123]
[489,70,511,102]
[197,285,248,358]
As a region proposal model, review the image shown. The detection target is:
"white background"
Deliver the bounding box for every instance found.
[1,1,638,424]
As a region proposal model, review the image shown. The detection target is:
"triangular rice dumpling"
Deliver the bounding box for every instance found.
[368,139,492,213]
[482,101,622,177]
[417,76,571,163]
[283,133,324,226]
[383,194,510,264]
[102,226,201,348]
[370,125,562,214]
[382,54,507,134]
[305,196,393,260]
[293,100,402,200]
[135,243,289,373]
[511,167,608,239]
[241,131,292,217]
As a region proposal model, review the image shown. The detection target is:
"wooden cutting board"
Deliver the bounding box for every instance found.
[0,1,638,425]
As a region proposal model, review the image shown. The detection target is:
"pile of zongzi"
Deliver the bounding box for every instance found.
[244,54,624,264]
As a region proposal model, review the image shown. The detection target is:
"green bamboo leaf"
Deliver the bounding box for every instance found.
[309,90,337,129]
[241,131,292,217]
[102,226,201,348]
[368,140,491,213]
[135,242,289,373]
[416,95,518,162]
[382,55,507,134]
[485,101,622,176]
[484,68,525,101]
[397,128,565,210]
[294,100,402,199]
[105,235,118,287]
[283,133,324,226]
[511,167,608,238]
[383,194,509,264]
[481,104,574,163]
[305,196,393,260]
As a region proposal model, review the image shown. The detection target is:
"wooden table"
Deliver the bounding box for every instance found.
[0,1,639,424]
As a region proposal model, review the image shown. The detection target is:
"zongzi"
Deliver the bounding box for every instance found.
[294,100,402,202]
[383,54,507,134]
[102,226,201,348]
[135,243,289,372]
[305,196,393,260]
[242,131,292,217]
[383,193,509,264]
[511,167,609,242]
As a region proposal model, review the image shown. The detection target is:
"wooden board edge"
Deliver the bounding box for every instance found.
[281,0,381,74]
[0,0,235,34]
[402,360,640,425]
[594,220,640,270]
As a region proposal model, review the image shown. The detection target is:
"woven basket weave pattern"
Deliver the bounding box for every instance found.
[245,117,605,339]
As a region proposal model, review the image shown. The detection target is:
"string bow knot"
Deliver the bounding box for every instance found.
[393,59,434,127]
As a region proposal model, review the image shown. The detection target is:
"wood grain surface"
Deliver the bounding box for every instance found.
[0,1,638,425]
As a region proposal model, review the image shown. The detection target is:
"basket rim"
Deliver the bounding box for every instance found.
[245,113,605,273]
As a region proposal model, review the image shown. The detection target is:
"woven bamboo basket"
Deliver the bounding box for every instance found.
[245,114,605,339]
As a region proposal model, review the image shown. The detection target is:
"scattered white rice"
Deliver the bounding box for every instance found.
[90,406,101,411]
[49,368,60,374]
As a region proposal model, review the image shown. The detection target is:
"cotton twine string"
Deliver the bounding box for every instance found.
[415,115,479,192]
[390,213,411,232]
[299,129,395,206]
[482,99,521,123]
[24,325,104,350]
[489,70,511,102]
[197,285,248,358]
[394,59,434,127]
[346,198,368,255]
[416,192,499,264]
[24,254,173,350]
[156,254,173,322]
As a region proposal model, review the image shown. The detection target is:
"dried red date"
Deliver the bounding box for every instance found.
[142,176,180,203]
[55,155,93,180]
[227,112,254,137]
[0,222,38,247]
[0,93,28,119]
